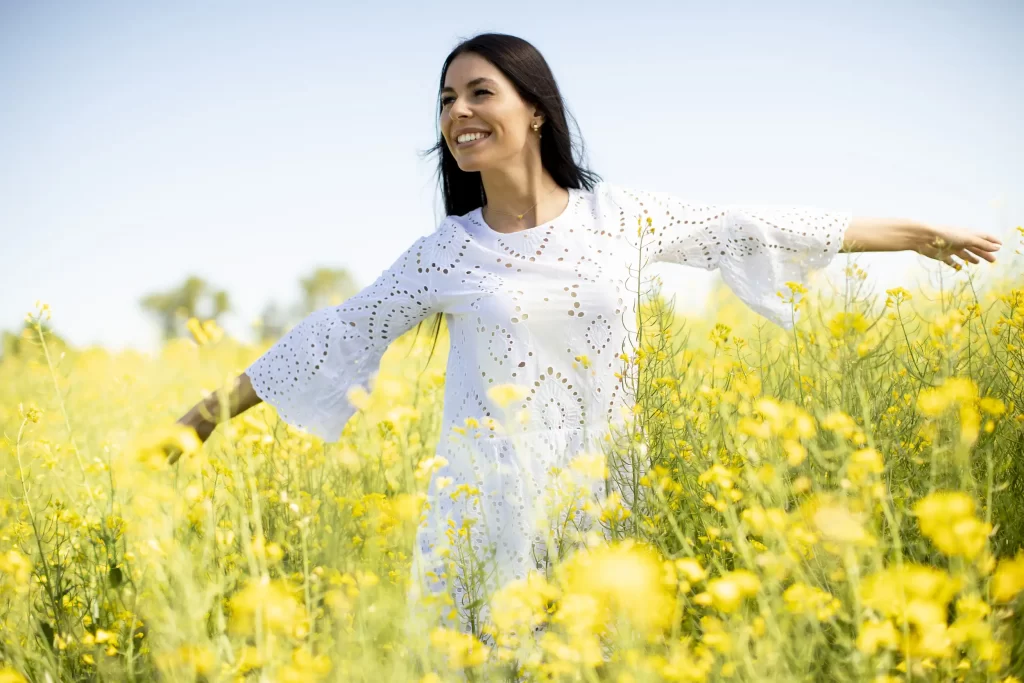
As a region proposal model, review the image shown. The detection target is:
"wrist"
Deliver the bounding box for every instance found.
[179,408,215,442]
[906,221,937,254]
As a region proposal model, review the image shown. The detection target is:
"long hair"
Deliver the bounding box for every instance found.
[412,33,601,374]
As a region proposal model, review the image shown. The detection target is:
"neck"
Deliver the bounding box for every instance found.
[480,164,567,230]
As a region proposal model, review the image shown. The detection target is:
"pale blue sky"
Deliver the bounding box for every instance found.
[2,0,1021,353]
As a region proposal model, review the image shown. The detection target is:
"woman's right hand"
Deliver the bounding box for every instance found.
[166,411,214,465]
[165,373,262,465]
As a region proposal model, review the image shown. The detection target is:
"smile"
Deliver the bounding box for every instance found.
[456,131,491,147]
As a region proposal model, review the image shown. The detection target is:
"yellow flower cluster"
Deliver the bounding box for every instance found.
[228,577,308,638]
[782,582,841,621]
[553,540,676,636]
[429,627,490,669]
[693,570,760,613]
[913,491,992,560]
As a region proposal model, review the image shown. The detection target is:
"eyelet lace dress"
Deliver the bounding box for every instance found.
[244,182,851,643]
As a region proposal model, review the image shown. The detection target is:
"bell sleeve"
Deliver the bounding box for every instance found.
[244,233,443,442]
[599,182,851,329]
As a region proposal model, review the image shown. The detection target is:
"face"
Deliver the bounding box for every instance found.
[440,52,542,172]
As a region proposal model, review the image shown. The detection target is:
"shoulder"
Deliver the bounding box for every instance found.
[586,181,652,219]
[588,181,649,210]
[402,218,474,280]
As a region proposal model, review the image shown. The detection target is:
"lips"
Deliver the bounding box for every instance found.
[455,131,491,146]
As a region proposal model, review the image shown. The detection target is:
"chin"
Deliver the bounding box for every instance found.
[455,154,494,173]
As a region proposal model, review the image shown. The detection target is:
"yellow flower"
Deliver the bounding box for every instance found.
[979,397,1006,416]
[17,403,42,424]
[916,377,978,417]
[551,591,603,644]
[489,572,560,634]
[429,628,490,669]
[948,595,993,647]
[827,311,869,339]
[816,506,872,545]
[228,578,307,637]
[486,383,530,408]
[741,505,788,535]
[861,565,961,618]
[573,354,592,369]
[799,495,874,547]
[992,553,1024,602]
[556,540,674,634]
[0,550,32,591]
[847,447,884,484]
[186,317,224,345]
[856,619,900,654]
[885,287,912,307]
[697,570,760,613]
[698,464,735,490]
[393,492,427,523]
[569,451,609,480]
[236,645,264,673]
[783,439,807,467]
[783,582,841,621]
[346,385,372,411]
[0,668,28,683]
[913,491,991,560]
[674,558,707,583]
[709,323,732,347]
[821,411,866,445]
[158,645,216,675]
[278,647,332,682]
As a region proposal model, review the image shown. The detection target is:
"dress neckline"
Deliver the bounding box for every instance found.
[472,187,579,237]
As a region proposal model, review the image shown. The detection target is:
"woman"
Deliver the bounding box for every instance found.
[168,33,1002,643]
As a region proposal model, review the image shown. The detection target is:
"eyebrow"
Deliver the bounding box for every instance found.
[441,77,497,93]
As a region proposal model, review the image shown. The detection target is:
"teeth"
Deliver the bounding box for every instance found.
[457,132,490,144]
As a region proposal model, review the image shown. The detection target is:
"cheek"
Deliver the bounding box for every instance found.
[491,121,525,150]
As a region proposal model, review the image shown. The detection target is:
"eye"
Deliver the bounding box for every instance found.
[440,89,492,107]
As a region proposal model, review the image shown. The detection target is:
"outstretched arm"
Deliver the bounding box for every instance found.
[168,372,262,464]
[841,217,1003,269]
[165,229,449,465]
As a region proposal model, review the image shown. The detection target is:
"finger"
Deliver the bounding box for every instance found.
[942,254,962,271]
[956,248,980,265]
[970,235,1002,252]
[967,246,997,263]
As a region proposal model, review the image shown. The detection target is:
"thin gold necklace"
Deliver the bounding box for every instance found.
[485,185,562,222]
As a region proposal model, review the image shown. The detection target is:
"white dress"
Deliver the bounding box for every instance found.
[244,181,851,637]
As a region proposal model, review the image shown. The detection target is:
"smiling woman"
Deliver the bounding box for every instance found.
[168,31,1003,655]
[424,35,600,226]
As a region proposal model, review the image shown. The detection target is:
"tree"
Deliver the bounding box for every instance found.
[251,266,359,344]
[140,275,232,342]
[1,320,68,362]
[298,267,358,316]
[253,299,291,345]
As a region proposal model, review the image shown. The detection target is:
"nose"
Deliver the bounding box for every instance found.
[448,95,472,121]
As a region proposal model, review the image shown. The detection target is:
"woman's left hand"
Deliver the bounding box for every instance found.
[915,224,1003,269]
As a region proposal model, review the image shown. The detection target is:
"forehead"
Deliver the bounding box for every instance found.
[442,52,505,89]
